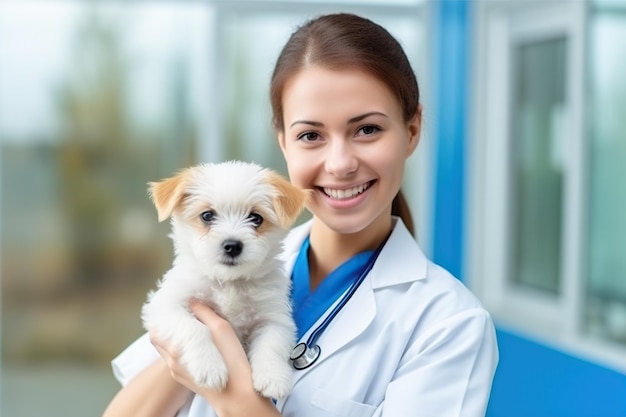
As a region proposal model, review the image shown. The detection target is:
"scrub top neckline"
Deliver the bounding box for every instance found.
[291,235,374,339]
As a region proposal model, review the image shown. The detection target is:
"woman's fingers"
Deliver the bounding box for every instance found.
[189,301,258,398]
[189,300,223,326]
[149,332,190,384]
[189,301,252,380]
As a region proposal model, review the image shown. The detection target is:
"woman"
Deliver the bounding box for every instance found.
[103,12,498,417]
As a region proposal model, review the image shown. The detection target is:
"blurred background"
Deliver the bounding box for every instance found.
[0,0,624,416]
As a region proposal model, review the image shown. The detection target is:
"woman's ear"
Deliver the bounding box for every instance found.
[406,104,422,156]
[277,131,287,154]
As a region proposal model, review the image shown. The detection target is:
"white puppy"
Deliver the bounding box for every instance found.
[141,161,308,399]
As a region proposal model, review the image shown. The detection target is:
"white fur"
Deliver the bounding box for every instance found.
[141,161,298,399]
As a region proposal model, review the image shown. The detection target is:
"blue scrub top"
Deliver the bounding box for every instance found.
[291,236,375,340]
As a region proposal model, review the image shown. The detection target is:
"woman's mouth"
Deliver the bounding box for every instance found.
[320,180,374,200]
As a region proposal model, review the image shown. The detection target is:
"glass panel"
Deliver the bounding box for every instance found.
[0,2,211,415]
[585,12,626,345]
[509,37,567,294]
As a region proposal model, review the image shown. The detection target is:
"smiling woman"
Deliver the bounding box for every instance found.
[104,11,497,417]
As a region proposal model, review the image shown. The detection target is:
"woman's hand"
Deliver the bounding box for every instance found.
[150,301,282,417]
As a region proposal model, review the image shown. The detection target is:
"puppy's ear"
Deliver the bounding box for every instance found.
[148,169,191,222]
[266,171,310,228]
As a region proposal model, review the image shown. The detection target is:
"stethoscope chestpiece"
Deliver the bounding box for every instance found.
[290,342,321,370]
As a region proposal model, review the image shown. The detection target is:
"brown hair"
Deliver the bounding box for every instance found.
[270,13,420,235]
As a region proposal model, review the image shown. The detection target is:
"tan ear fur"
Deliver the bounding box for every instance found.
[266,171,310,228]
[148,169,191,222]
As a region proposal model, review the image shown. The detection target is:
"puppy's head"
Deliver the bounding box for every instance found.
[149,161,308,280]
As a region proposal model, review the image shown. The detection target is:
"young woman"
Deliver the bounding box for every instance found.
[103,12,498,417]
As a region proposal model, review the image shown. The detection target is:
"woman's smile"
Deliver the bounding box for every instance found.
[317,180,377,210]
[320,180,375,200]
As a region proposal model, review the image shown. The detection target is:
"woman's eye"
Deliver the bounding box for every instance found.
[201,210,215,223]
[298,132,320,142]
[247,212,263,228]
[357,125,381,136]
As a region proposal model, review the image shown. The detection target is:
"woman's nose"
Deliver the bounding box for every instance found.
[324,139,358,177]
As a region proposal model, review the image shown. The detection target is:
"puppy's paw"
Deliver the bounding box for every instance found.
[186,350,229,390]
[251,360,293,399]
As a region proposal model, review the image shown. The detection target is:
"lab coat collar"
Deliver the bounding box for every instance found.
[369,217,428,288]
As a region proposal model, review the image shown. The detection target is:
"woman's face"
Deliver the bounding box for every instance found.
[278,66,420,236]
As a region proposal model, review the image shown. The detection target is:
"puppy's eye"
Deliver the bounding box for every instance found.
[201,210,215,223]
[247,212,263,228]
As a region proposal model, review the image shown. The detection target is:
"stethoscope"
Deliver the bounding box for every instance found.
[290,234,389,370]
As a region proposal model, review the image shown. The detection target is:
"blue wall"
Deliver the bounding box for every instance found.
[487,330,626,417]
[432,1,626,416]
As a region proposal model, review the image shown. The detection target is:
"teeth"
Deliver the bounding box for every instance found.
[323,182,370,200]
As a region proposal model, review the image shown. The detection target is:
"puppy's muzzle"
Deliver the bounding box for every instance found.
[222,239,243,258]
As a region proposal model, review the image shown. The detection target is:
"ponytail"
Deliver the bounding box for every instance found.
[392,190,415,236]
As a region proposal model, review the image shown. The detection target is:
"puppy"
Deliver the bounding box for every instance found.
[141,161,308,399]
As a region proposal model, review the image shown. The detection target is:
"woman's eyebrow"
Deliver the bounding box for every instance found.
[289,112,387,128]
[290,120,324,128]
[347,111,388,124]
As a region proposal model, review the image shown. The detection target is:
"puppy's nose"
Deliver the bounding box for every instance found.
[222,239,243,258]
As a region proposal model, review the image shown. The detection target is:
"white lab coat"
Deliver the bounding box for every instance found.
[112,218,498,417]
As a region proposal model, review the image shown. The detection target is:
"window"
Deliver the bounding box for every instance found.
[470,0,626,371]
